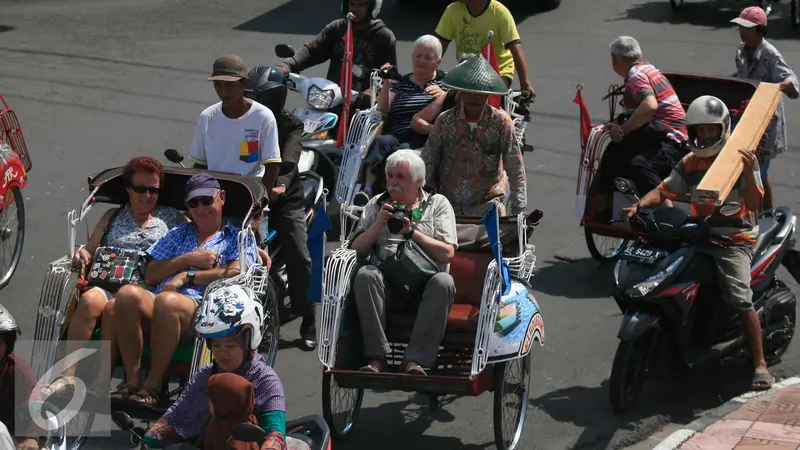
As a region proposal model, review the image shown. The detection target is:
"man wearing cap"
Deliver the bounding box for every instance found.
[114,173,259,405]
[731,6,799,211]
[190,53,281,190]
[420,55,527,216]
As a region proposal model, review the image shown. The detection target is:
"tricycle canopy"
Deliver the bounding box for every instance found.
[663,72,759,116]
[87,166,268,219]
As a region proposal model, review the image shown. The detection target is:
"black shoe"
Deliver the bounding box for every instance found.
[299,316,317,351]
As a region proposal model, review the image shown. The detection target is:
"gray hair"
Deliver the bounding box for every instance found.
[414,34,443,60]
[609,36,642,61]
[385,149,426,186]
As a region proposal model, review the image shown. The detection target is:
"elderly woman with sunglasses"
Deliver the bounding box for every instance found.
[112,173,259,405]
[42,157,186,397]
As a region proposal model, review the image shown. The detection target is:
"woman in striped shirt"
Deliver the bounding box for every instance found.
[360,34,453,198]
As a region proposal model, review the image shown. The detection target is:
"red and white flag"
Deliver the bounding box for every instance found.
[481,39,502,109]
[336,20,354,148]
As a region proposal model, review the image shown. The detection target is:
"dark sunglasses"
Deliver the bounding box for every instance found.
[129,184,160,195]
[187,196,215,209]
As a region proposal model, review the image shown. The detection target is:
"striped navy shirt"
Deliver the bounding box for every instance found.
[388,71,447,136]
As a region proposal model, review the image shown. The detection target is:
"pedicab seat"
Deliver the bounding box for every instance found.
[385,215,532,346]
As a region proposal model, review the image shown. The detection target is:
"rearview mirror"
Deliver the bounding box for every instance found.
[231,423,267,443]
[719,202,743,217]
[111,411,134,431]
[164,148,184,164]
[526,209,544,225]
[613,177,634,195]
[274,44,295,58]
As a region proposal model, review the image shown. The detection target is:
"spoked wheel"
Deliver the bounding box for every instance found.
[585,227,628,263]
[37,399,95,450]
[259,277,281,367]
[670,0,683,11]
[322,369,364,442]
[609,330,657,414]
[0,186,24,289]
[493,354,531,450]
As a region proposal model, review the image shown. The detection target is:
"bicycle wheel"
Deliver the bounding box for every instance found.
[0,186,25,289]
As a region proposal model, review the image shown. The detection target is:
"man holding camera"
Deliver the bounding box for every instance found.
[348,150,458,375]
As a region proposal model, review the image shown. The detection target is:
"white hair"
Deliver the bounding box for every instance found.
[609,36,642,61]
[414,34,443,60]
[385,149,426,186]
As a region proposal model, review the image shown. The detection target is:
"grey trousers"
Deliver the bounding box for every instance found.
[353,265,455,368]
[270,207,313,318]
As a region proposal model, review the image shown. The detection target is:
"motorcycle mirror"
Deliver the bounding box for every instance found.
[111,411,135,431]
[274,44,295,58]
[719,202,743,217]
[613,177,634,195]
[526,209,544,225]
[164,148,184,164]
[231,423,267,443]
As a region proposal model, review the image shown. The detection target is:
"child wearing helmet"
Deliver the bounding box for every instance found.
[0,305,41,450]
[621,95,774,391]
[143,286,291,449]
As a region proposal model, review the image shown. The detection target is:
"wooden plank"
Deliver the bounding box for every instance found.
[693,82,781,211]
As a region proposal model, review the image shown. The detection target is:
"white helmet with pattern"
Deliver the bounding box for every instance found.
[686,95,731,158]
[195,285,263,352]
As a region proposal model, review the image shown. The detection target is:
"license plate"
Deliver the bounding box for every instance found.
[621,245,665,265]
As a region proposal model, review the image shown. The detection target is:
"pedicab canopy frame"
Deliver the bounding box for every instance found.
[29,166,272,430]
[575,72,768,261]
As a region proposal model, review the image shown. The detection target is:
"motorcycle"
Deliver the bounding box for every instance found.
[113,411,331,450]
[608,177,798,413]
[162,149,326,335]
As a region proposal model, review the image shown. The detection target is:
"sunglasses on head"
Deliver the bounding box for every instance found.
[187,196,215,208]
[129,184,160,195]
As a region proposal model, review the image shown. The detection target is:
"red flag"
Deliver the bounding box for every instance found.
[336,21,354,148]
[573,88,592,150]
[480,41,502,109]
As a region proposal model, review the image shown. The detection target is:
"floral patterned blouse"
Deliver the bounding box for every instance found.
[102,204,183,251]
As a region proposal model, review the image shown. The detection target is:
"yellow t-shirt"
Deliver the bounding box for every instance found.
[434,0,520,79]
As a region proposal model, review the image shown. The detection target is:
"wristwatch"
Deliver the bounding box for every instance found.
[617,126,626,139]
[187,268,197,285]
[403,227,415,240]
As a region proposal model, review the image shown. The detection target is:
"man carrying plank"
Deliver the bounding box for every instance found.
[621,95,773,391]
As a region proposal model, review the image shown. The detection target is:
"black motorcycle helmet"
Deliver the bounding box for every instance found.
[342,0,382,19]
[244,65,287,118]
[0,304,20,359]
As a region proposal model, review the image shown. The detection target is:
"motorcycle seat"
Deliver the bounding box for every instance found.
[301,176,319,207]
[754,216,781,258]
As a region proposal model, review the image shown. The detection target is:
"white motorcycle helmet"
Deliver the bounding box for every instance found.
[686,95,731,159]
[195,285,263,352]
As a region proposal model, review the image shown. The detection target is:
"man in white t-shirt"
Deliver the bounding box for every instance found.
[190,53,282,187]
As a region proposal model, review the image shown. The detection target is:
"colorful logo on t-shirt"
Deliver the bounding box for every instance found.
[239,129,260,163]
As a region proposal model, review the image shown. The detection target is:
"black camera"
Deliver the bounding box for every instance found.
[378,65,400,80]
[387,203,411,234]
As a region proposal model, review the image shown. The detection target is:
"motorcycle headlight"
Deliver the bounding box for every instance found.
[627,256,684,298]
[308,85,334,109]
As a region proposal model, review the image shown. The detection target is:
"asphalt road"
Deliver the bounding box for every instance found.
[4,0,800,449]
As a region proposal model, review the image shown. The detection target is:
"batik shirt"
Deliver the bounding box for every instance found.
[421,103,527,216]
[734,38,799,159]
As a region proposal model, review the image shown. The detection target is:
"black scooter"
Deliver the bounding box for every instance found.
[608,177,798,413]
[113,410,332,450]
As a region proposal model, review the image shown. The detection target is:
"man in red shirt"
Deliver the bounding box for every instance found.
[0,305,40,450]
[596,36,689,213]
